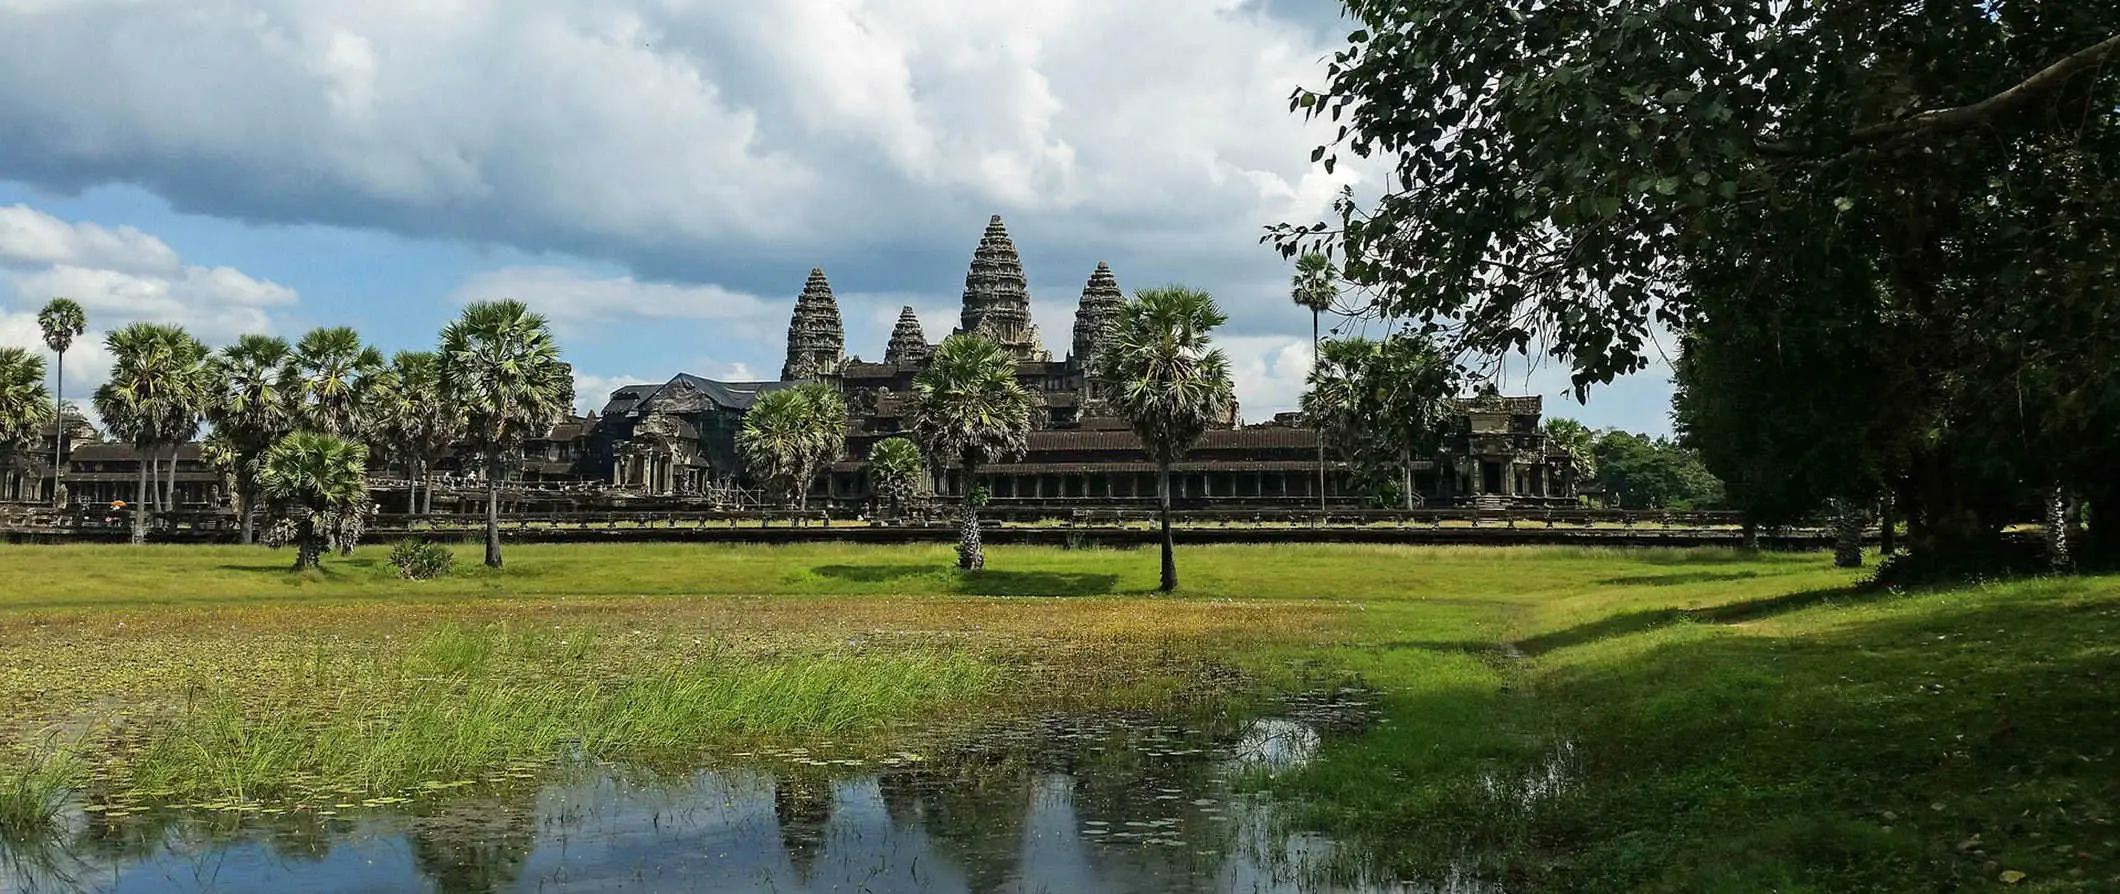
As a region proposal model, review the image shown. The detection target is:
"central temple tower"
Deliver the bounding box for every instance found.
[954,215,1048,361]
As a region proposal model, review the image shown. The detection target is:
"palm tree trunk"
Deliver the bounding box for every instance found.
[957,461,983,571]
[1158,463,1176,591]
[51,351,64,507]
[1401,443,1415,511]
[421,462,434,515]
[484,453,503,568]
[237,466,256,545]
[1312,309,1325,513]
[165,445,179,510]
[1878,490,1896,557]
[2045,483,2073,571]
[148,451,160,512]
[132,455,147,545]
[1831,498,1863,569]
[294,515,318,570]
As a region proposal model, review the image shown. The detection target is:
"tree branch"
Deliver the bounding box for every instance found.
[1758,31,2120,156]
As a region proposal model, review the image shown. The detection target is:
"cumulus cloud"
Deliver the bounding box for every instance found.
[0,204,301,403]
[448,266,781,343]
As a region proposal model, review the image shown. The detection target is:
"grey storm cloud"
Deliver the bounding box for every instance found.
[0,0,1361,333]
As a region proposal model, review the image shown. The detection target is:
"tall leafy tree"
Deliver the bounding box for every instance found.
[864,436,926,521]
[1094,285,1235,592]
[205,334,298,543]
[1301,334,1457,509]
[1272,2,2120,565]
[736,382,847,511]
[0,347,53,501]
[292,326,388,439]
[375,351,461,516]
[1289,253,1339,510]
[93,324,210,543]
[256,431,370,571]
[437,300,573,569]
[35,297,85,506]
[909,333,1031,571]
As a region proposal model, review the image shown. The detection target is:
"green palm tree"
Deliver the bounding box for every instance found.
[1290,253,1338,510]
[1301,335,1457,509]
[376,351,462,516]
[865,436,925,521]
[0,347,54,502]
[437,300,573,568]
[910,333,1031,571]
[36,298,86,506]
[292,326,388,439]
[206,334,299,543]
[257,431,370,570]
[736,383,847,512]
[94,324,210,543]
[1094,285,1235,592]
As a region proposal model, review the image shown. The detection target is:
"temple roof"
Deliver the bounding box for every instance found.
[956,215,1046,360]
[782,267,845,380]
[1070,261,1123,367]
[883,306,930,366]
[600,374,794,416]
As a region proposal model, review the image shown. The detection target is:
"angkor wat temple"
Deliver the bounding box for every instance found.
[582,215,1580,510]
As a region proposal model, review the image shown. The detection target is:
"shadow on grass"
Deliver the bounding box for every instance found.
[1517,586,1876,655]
[1598,570,1762,587]
[809,564,1122,597]
[1272,577,2120,891]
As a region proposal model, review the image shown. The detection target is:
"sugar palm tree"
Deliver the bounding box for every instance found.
[1094,285,1235,592]
[94,323,210,543]
[1302,335,1457,509]
[257,431,370,570]
[1290,253,1337,510]
[292,326,388,439]
[437,300,573,568]
[736,383,847,511]
[376,351,462,516]
[865,436,925,521]
[0,347,54,501]
[909,333,1031,571]
[206,334,299,543]
[36,298,86,506]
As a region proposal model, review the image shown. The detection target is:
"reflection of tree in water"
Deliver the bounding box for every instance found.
[772,773,836,881]
[405,797,538,894]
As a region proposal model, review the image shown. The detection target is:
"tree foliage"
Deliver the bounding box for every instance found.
[257,431,370,570]
[864,436,926,519]
[736,382,847,511]
[1300,334,1457,508]
[1276,2,2120,563]
[909,333,1031,571]
[1095,285,1236,591]
[0,347,51,462]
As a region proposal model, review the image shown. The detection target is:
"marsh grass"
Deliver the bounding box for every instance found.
[113,629,1003,802]
[0,739,84,838]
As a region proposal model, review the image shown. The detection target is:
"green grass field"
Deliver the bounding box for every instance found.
[1,541,2114,890]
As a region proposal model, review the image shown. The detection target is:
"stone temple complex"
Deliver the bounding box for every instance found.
[576,215,1582,510]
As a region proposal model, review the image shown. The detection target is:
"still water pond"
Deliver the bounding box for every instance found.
[3,693,1467,893]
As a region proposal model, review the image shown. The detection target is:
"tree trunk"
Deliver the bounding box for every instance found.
[132,455,147,545]
[1832,499,1864,569]
[294,515,318,570]
[1741,513,1759,550]
[1313,308,1326,513]
[1401,444,1415,510]
[164,445,179,510]
[148,452,160,512]
[237,466,256,545]
[51,351,64,508]
[957,461,983,571]
[1878,491,1896,557]
[484,453,503,568]
[420,460,434,515]
[2045,483,2073,572]
[1158,463,1176,592]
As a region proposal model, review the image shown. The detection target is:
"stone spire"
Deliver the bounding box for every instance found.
[1070,261,1123,371]
[884,305,930,366]
[954,215,1047,361]
[781,267,845,381]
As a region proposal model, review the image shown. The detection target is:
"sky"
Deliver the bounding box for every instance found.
[0,0,1676,435]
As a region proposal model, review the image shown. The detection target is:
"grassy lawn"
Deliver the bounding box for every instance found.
[0,541,2114,891]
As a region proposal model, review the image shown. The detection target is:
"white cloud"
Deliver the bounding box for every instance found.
[448,266,780,342]
[0,204,180,274]
[1221,334,1314,423]
[0,204,301,402]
